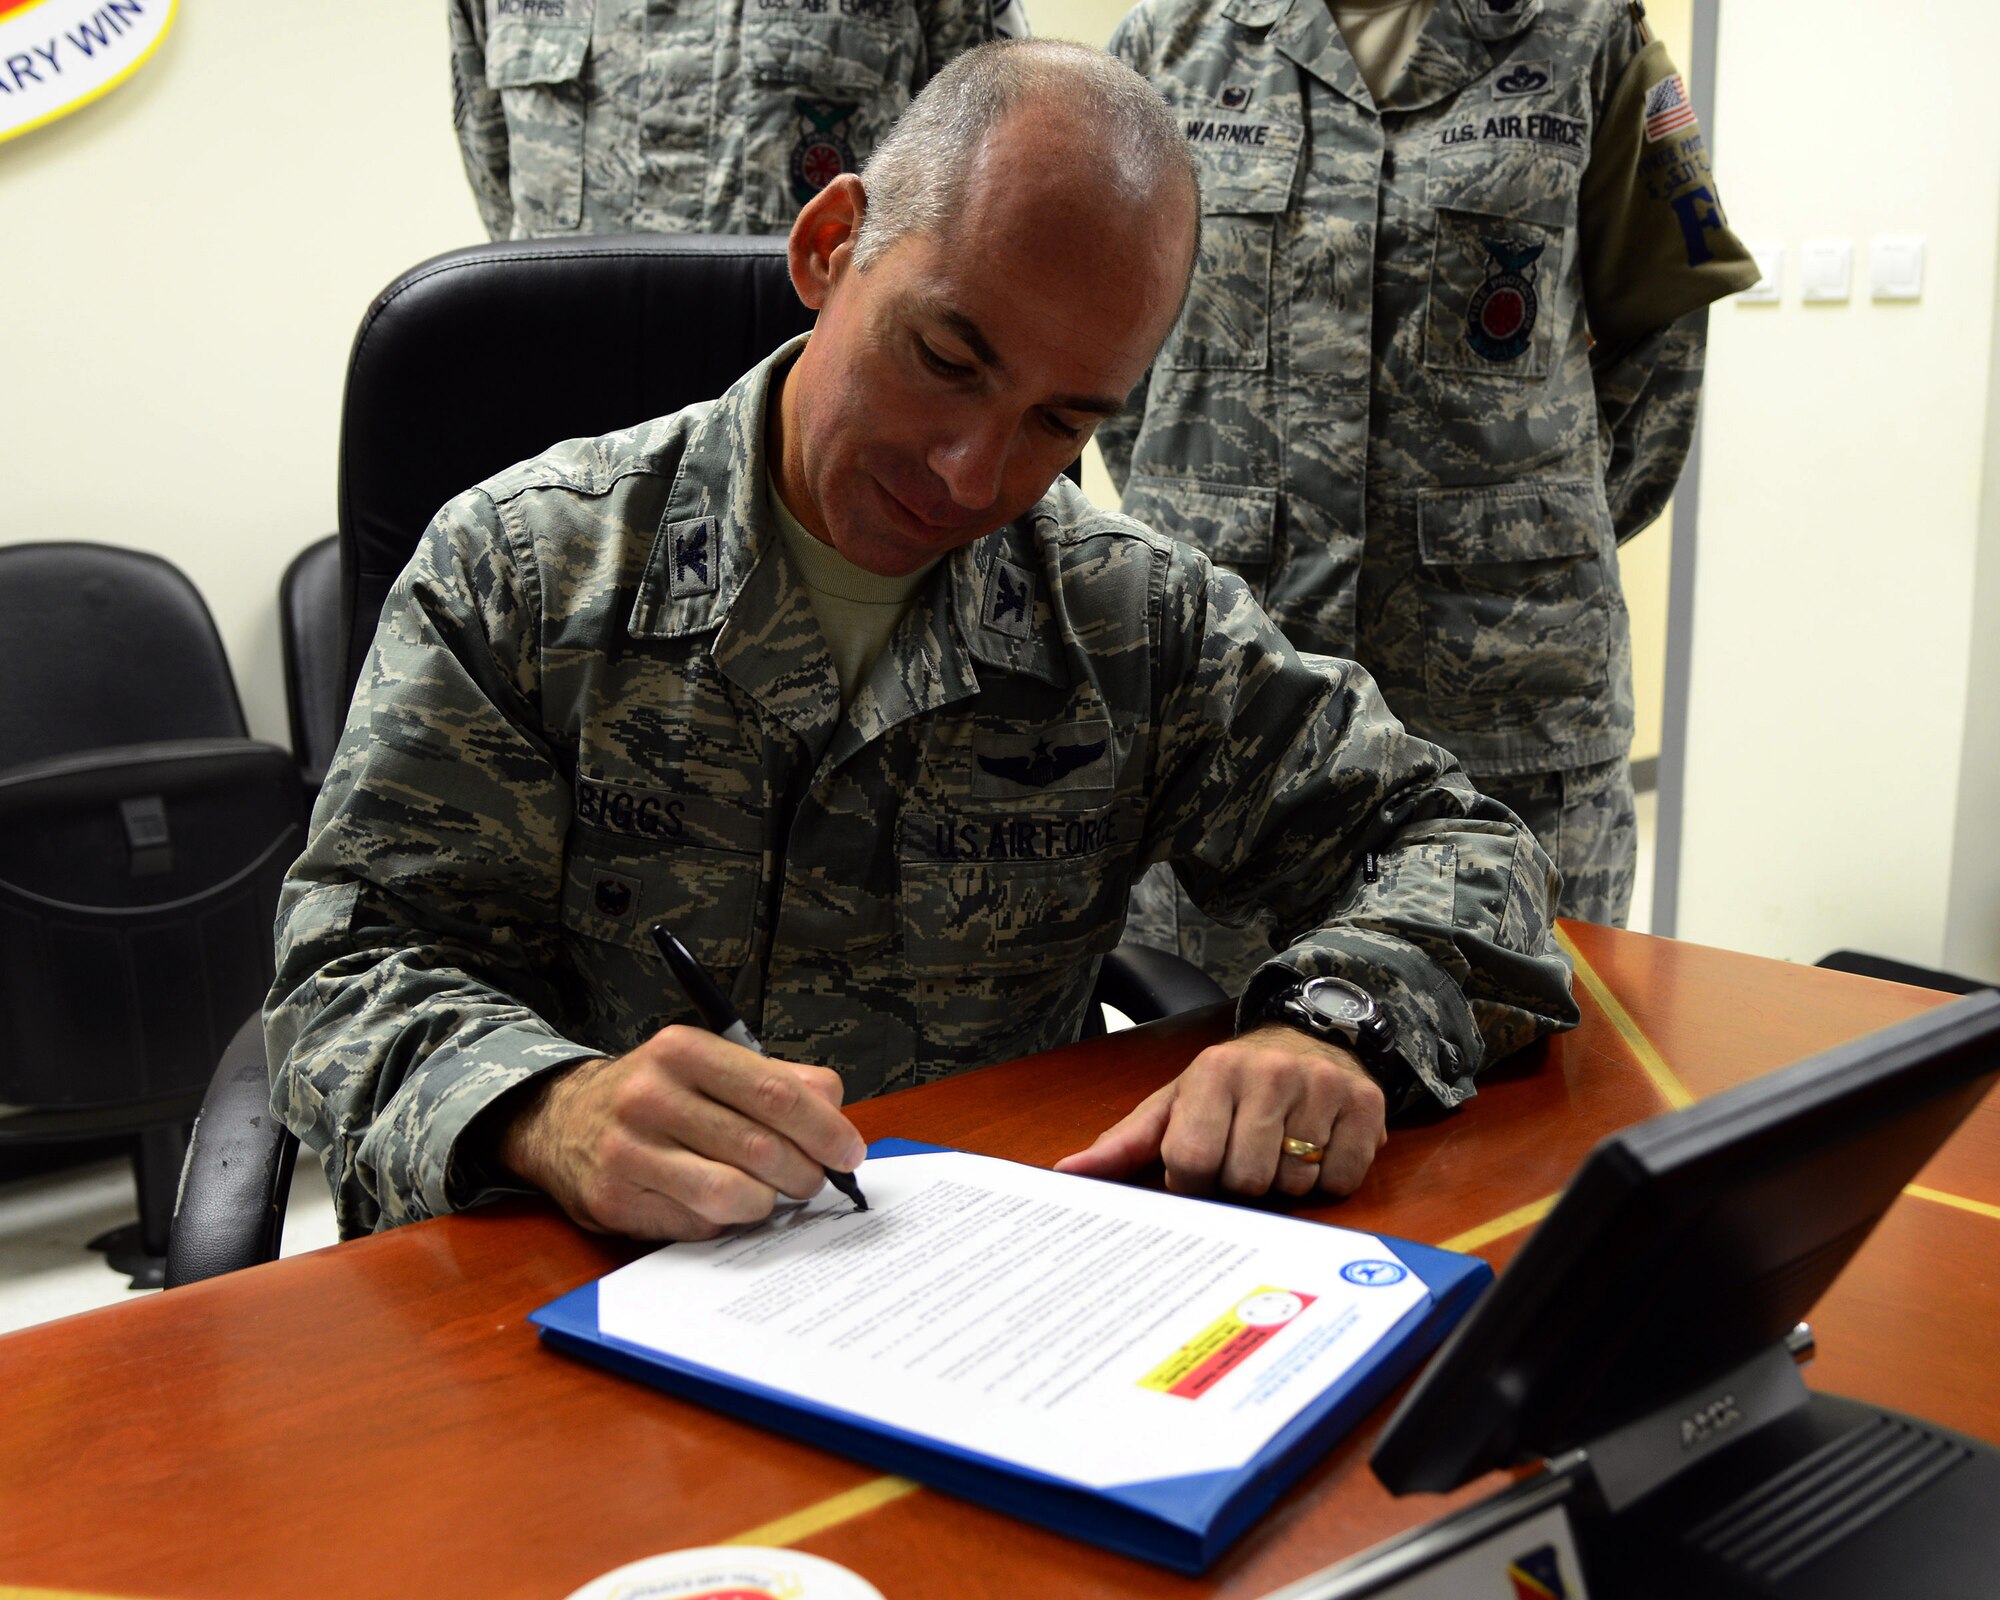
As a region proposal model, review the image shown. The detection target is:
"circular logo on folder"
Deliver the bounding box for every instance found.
[1341,1259,1408,1288]
[1237,1289,1307,1328]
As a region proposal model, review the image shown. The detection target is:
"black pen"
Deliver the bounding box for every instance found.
[649,923,869,1212]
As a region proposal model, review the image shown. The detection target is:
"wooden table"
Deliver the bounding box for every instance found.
[4,925,1995,1600]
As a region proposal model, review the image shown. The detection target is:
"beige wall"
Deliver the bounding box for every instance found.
[1023,0,1130,47]
[1680,0,2000,975]
[2,2,486,746]
[1619,0,1693,768]
[1025,0,1132,510]
[1945,216,2000,981]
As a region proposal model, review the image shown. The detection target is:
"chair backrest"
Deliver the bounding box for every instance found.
[0,543,301,1114]
[166,236,813,1281]
[279,534,343,789]
[0,741,303,1108]
[0,542,247,770]
[336,234,814,701]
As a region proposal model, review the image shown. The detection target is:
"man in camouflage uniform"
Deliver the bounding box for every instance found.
[450,0,1026,239]
[272,40,1577,1243]
[1101,0,1758,980]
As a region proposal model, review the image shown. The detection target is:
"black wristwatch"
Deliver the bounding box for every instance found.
[1260,977,1405,1086]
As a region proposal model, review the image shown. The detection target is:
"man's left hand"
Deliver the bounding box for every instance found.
[1052,1024,1388,1198]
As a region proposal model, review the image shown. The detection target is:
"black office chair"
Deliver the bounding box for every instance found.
[0,542,306,1287]
[1814,950,1994,996]
[279,535,344,794]
[167,235,1224,1287]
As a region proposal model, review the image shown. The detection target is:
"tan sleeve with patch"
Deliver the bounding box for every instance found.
[1581,36,1758,349]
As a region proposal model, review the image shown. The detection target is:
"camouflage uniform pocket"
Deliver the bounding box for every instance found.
[740,3,913,230]
[898,839,1126,1076]
[898,823,1127,973]
[1121,476,1276,578]
[560,839,758,972]
[1414,483,1611,733]
[1339,840,1459,930]
[1423,144,1577,380]
[1166,134,1298,372]
[485,9,594,233]
[554,838,761,1054]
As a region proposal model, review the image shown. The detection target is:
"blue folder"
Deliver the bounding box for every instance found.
[530,1139,1492,1573]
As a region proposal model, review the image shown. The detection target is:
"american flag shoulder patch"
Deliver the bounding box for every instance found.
[1644,72,1699,143]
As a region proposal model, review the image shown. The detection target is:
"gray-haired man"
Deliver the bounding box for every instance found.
[271,40,1578,1243]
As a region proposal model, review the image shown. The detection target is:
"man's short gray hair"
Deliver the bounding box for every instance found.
[850,38,1199,272]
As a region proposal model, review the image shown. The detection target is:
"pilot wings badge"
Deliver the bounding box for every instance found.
[977,737,1108,790]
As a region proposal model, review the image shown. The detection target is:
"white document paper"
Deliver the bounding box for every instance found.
[595,1150,1428,1490]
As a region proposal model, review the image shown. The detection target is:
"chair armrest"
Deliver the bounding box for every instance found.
[165,1012,299,1288]
[1095,940,1230,1025]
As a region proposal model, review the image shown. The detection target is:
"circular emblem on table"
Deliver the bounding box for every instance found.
[1341,1259,1408,1288]
[563,1545,885,1600]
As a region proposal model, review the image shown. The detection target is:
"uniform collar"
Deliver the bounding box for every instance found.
[1382,0,1541,112]
[627,336,795,643]
[627,337,1069,753]
[1222,0,1540,114]
[1453,0,1542,44]
[1231,0,1373,110]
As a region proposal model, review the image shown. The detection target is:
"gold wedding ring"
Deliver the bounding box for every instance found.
[1282,1136,1327,1164]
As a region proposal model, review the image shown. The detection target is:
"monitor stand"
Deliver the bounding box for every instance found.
[1566,1337,2000,1599]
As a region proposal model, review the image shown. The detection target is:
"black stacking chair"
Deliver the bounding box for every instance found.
[167,235,1223,1287]
[279,535,344,795]
[0,542,306,1287]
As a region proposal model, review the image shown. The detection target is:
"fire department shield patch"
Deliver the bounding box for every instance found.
[790,99,859,205]
[1466,235,1545,363]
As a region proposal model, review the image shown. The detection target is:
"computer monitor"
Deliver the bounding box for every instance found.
[1369,989,2000,1600]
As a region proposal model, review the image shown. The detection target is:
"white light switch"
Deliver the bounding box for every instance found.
[1800,240,1853,303]
[1871,236,1925,300]
[1738,243,1783,304]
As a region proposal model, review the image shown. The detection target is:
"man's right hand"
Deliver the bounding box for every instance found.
[498,1026,865,1240]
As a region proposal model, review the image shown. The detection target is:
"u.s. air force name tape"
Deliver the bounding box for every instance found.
[0,0,177,146]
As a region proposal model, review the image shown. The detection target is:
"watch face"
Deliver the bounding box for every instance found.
[1302,980,1372,1027]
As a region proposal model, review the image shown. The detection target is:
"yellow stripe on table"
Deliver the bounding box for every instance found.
[728,1474,922,1548]
[1556,925,1695,1110]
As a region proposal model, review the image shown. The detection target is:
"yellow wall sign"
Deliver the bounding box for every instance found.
[0,0,176,145]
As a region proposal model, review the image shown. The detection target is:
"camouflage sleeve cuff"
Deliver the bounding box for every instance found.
[354,1025,605,1227]
[1238,932,1485,1115]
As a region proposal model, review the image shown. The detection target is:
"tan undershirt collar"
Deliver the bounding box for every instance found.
[1330,0,1438,103]
[766,474,939,707]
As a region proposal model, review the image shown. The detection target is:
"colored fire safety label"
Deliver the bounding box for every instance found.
[1139,1286,1316,1400]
